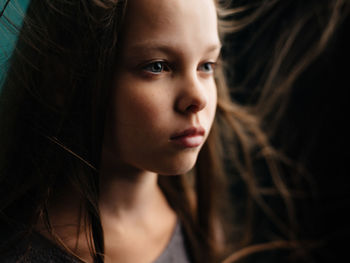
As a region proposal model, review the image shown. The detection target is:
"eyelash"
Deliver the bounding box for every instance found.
[142,61,217,75]
[198,62,217,73]
[142,61,170,74]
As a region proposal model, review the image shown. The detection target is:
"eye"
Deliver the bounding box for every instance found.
[198,62,216,73]
[143,61,170,74]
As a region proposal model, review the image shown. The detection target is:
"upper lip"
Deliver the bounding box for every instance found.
[170,126,205,139]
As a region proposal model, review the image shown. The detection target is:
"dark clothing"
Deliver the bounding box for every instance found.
[1,222,191,263]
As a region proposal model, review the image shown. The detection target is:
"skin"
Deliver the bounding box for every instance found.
[100,0,220,261]
[102,0,220,176]
[99,0,220,261]
[38,0,220,262]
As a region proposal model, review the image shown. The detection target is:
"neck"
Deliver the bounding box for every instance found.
[99,164,163,219]
[36,162,177,263]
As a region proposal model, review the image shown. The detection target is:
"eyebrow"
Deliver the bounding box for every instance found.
[126,41,222,57]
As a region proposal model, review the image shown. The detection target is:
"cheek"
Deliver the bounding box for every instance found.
[205,83,218,126]
[112,77,171,137]
[211,87,218,115]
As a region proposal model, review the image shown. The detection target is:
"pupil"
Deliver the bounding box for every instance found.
[153,62,162,71]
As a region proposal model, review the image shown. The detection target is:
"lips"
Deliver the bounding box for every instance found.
[170,127,205,148]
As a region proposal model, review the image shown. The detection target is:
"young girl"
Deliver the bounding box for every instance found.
[1,0,269,262]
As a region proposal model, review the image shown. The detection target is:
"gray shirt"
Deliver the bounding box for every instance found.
[1,221,191,263]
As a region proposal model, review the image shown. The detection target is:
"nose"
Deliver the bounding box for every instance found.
[176,73,207,114]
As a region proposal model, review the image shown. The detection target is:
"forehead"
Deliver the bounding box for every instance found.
[119,0,220,52]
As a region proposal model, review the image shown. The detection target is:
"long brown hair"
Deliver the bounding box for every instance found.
[1,1,127,262]
[220,0,350,262]
[0,0,271,262]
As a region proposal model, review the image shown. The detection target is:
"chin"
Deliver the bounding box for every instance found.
[152,154,198,175]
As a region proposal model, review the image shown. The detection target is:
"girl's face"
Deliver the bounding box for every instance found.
[102,0,220,175]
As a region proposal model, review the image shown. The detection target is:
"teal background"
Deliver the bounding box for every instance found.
[0,0,30,89]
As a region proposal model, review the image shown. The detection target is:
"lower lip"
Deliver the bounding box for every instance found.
[170,135,204,148]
